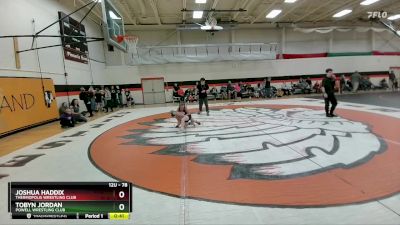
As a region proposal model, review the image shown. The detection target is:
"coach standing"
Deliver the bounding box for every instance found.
[197,77,210,116]
[322,68,338,117]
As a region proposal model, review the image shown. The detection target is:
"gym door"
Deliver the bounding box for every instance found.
[142,78,166,105]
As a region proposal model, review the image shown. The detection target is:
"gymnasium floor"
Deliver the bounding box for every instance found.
[1,92,400,224]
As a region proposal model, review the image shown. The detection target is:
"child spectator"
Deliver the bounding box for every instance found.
[60,108,75,128]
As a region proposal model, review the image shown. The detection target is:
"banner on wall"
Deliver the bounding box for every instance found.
[293,26,389,34]
[0,77,59,136]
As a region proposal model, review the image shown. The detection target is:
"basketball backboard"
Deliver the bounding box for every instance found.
[101,0,127,52]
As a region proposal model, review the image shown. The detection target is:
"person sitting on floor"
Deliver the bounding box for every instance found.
[360,76,373,90]
[379,78,389,89]
[59,102,69,115]
[227,81,235,99]
[210,86,218,99]
[125,89,134,107]
[220,86,228,99]
[70,99,88,123]
[313,81,321,93]
[186,87,197,102]
[234,83,241,99]
[281,82,293,95]
[253,83,261,98]
[60,108,75,128]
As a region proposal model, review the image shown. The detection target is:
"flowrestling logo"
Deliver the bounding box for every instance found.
[90,105,400,207]
[367,11,387,19]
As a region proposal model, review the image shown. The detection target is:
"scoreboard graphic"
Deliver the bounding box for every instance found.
[8,182,131,220]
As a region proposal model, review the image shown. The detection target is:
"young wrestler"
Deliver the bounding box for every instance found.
[171,102,200,128]
[171,111,201,129]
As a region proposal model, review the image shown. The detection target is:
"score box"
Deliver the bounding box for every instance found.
[8,182,132,220]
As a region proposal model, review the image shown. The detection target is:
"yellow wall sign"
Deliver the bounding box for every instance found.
[0,77,59,136]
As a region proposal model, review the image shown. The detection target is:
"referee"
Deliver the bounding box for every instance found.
[197,77,210,116]
[322,68,338,117]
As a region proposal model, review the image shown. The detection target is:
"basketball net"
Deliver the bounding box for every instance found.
[117,35,139,53]
[117,35,139,65]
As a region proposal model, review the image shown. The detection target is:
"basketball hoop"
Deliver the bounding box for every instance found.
[117,35,139,52]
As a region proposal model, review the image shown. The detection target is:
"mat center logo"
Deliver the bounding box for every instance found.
[90,105,400,206]
[131,108,382,179]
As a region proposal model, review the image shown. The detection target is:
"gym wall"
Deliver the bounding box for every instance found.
[0,0,108,86]
[1,0,400,106]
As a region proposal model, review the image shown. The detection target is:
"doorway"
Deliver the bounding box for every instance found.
[141,77,166,105]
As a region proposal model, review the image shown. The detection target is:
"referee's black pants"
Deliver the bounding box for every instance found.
[199,97,209,112]
[324,93,337,115]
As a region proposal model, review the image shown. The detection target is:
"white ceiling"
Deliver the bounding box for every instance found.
[77,0,400,30]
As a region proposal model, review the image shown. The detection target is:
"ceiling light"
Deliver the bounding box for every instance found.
[201,25,223,30]
[388,14,400,20]
[360,0,380,5]
[266,9,282,19]
[284,0,297,3]
[193,11,203,19]
[195,0,207,3]
[109,11,121,20]
[333,9,352,18]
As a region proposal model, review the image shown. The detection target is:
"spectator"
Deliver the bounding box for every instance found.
[197,78,210,116]
[306,77,312,87]
[379,79,389,89]
[121,89,127,106]
[88,86,96,112]
[313,81,321,94]
[220,86,228,99]
[125,89,134,107]
[254,83,261,98]
[227,81,234,99]
[234,83,242,99]
[351,71,361,92]
[281,82,292,95]
[389,70,398,91]
[298,78,311,94]
[110,86,117,108]
[104,87,114,112]
[79,87,93,117]
[100,86,106,111]
[346,80,353,90]
[188,87,197,102]
[210,86,218,99]
[59,102,69,115]
[95,88,103,112]
[177,88,185,100]
[239,81,244,89]
[360,76,373,90]
[194,82,199,96]
[339,75,346,94]
[116,86,123,107]
[172,83,180,98]
[60,108,75,128]
[70,99,88,122]
[264,77,272,98]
